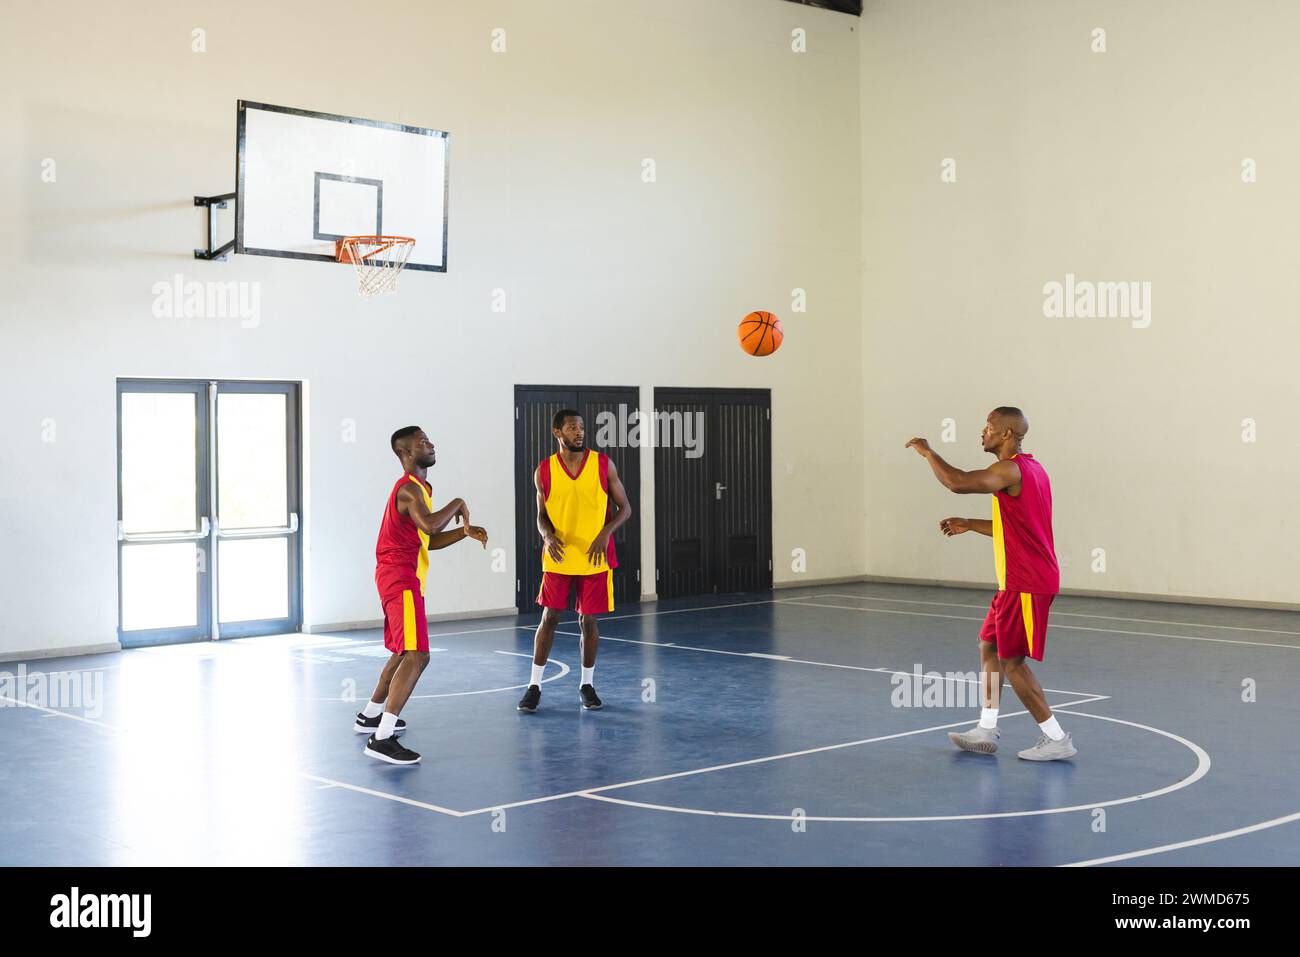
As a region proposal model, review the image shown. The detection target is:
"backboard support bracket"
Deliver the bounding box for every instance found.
[194,192,236,261]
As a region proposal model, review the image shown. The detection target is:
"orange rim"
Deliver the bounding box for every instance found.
[336,235,416,264]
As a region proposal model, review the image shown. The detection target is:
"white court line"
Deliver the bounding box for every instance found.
[449,695,1109,817]
[456,788,604,817]
[1,664,125,675]
[296,654,570,701]
[782,601,1300,651]
[549,629,1105,698]
[809,592,1300,638]
[579,705,1211,823]
[404,602,785,644]
[6,645,1244,857]
[601,598,787,622]
[0,673,563,816]
[406,654,569,700]
[1063,810,1300,867]
[5,597,1243,851]
[23,582,1290,677]
[312,622,527,641]
[423,623,530,638]
[0,695,119,731]
[298,774,464,816]
[0,595,811,675]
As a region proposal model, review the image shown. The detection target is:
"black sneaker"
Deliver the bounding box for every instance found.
[354,712,407,735]
[517,684,541,713]
[364,733,421,765]
[579,684,603,710]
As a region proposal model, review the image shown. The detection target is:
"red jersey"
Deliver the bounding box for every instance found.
[375,473,432,597]
[991,452,1059,595]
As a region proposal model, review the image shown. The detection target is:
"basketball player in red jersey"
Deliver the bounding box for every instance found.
[359,426,488,765]
[518,410,632,713]
[906,407,1075,761]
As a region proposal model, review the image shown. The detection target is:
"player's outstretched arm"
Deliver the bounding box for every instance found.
[905,437,1020,495]
[587,459,632,567]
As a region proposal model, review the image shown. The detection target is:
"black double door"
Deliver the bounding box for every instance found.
[514,385,642,613]
[654,388,772,599]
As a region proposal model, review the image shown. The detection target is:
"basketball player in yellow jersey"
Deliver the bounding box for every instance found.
[518,409,632,712]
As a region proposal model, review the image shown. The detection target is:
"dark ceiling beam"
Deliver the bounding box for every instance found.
[783,0,862,16]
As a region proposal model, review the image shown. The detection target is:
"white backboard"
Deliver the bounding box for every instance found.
[236,101,448,271]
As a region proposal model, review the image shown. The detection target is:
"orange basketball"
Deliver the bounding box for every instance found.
[737,311,784,357]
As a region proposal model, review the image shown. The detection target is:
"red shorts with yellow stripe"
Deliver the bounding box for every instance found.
[380,587,429,654]
[536,570,614,615]
[980,591,1053,662]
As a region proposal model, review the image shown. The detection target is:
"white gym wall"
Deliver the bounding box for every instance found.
[8,0,1291,662]
[0,0,863,658]
[860,0,1299,606]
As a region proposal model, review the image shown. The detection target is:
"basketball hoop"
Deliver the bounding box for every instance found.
[336,235,416,296]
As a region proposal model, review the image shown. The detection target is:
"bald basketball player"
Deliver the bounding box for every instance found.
[518,409,632,713]
[359,426,488,765]
[906,407,1075,761]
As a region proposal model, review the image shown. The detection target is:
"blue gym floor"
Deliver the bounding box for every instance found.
[2,582,1298,866]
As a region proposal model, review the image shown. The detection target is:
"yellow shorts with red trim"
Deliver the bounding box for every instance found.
[381,588,428,654]
[980,591,1053,661]
[536,570,614,615]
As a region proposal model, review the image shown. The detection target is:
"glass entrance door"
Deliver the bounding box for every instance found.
[117,379,301,647]
[214,383,301,638]
[117,382,211,645]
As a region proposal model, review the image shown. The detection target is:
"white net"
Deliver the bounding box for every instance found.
[337,236,416,297]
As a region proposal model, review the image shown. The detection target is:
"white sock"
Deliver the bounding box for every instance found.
[978,708,998,730]
[1038,715,1065,741]
[530,663,546,686]
[581,666,594,686]
[362,700,384,718]
[376,712,399,740]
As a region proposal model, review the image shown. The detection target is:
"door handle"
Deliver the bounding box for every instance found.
[118,516,210,543]
[215,512,300,539]
[715,482,727,500]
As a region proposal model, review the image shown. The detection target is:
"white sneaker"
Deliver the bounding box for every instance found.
[948,725,1000,753]
[1017,732,1077,761]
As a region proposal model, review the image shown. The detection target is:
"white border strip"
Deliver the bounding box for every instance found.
[550,629,1105,698]
[0,695,119,731]
[573,703,1209,824]
[1063,811,1300,867]
[782,601,1300,651]
[809,592,1300,638]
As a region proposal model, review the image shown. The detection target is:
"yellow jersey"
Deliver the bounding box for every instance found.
[539,450,618,575]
